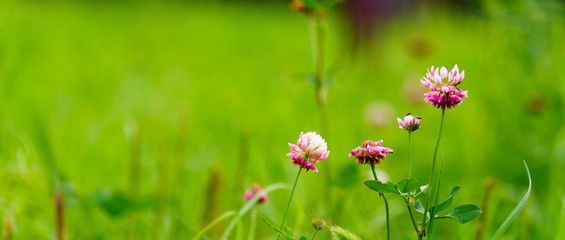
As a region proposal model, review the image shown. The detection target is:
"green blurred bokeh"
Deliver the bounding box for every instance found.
[0,0,564,239]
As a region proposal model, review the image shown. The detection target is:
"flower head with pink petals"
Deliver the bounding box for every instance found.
[420,64,468,109]
[397,113,422,132]
[349,140,393,165]
[287,131,329,172]
[243,184,268,204]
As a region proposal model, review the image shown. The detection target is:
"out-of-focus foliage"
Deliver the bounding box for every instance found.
[0,0,563,239]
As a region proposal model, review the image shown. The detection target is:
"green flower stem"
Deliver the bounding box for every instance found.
[277,168,302,240]
[408,131,412,177]
[404,197,420,235]
[311,229,319,240]
[420,108,446,236]
[371,163,390,240]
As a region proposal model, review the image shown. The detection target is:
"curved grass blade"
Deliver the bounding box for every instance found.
[192,210,236,240]
[220,183,289,240]
[492,160,532,240]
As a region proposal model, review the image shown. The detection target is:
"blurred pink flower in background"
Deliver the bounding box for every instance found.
[287,132,329,172]
[243,184,268,204]
[421,64,468,109]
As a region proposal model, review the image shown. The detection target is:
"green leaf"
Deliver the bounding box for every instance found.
[299,237,307,240]
[255,212,295,240]
[415,199,425,214]
[436,204,482,224]
[364,180,399,194]
[396,178,419,194]
[434,186,461,214]
[492,160,532,240]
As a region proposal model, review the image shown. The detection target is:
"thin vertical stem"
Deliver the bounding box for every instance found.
[382,194,390,240]
[311,229,319,240]
[408,132,412,177]
[420,109,446,236]
[277,168,303,240]
[371,164,390,240]
[404,197,420,235]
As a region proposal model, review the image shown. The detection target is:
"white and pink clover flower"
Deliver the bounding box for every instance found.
[287,132,329,172]
[349,140,393,165]
[420,64,468,109]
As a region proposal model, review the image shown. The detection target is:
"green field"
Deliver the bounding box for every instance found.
[0,0,564,239]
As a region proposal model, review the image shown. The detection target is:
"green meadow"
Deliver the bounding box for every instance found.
[0,0,564,239]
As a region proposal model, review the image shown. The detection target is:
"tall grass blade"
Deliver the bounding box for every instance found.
[492,160,532,240]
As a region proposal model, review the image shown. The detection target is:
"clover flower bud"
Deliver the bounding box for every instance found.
[397,113,422,132]
[312,218,326,230]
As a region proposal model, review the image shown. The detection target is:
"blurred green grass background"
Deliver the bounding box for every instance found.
[0,0,564,239]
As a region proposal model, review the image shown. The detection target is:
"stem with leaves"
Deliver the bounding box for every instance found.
[420,109,446,237]
[404,196,421,236]
[371,164,390,240]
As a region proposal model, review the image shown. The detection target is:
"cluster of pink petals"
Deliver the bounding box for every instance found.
[421,64,468,109]
[349,140,393,165]
[287,132,329,172]
[397,113,422,132]
[243,184,268,204]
